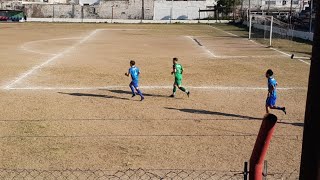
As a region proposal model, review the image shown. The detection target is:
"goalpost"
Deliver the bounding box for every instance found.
[249,15,274,47]
[248,14,293,48]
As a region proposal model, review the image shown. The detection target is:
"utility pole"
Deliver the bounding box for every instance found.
[309,0,313,32]
[299,1,320,179]
[240,0,243,19]
[248,0,251,18]
[52,4,54,22]
[267,0,271,15]
[233,0,235,21]
[289,0,293,25]
[141,0,144,20]
[111,5,114,23]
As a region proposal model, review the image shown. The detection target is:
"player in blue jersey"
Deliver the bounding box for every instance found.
[125,60,144,101]
[265,69,286,114]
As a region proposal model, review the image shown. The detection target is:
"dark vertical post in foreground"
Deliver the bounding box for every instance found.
[249,114,277,180]
[299,1,320,179]
[141,0,144,20]
[244,162,248,180]
[289,0,293,25]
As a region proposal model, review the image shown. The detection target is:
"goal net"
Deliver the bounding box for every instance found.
[249,14,293,47]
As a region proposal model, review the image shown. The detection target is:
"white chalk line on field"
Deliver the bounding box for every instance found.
[185,36,285,59]
[185,36,217,58]
[4,29,101,89]
[297,59,311,65]
[270,47,292,56]
[214,55,284,59]
[210,26,239,37]
[270,47,311,65]
[20,37,82,55]
[210,26,311,65]
[19,28,148,56]
[97,28,149,31]
[5,86,307,91]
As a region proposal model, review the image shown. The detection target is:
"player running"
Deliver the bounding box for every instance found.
[170,57,190,98]
[265,69,286,114]
[125,60,144,101]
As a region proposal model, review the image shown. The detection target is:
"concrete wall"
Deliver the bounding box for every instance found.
[96,0,153,20]
[0,1,24,11]
[23,0,220,20]
[25,4,72,18]
[27,17,231,23]
[24,0,153,19]
[153,0,216,20]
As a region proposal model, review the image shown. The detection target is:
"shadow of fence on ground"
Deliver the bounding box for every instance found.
[0,168,299,179]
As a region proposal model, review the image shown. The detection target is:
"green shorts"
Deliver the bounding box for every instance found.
[175,77,182,86]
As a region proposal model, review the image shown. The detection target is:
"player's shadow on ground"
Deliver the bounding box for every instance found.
[165,107,262,120]
[58,92,130,100]
[107,90,170,98]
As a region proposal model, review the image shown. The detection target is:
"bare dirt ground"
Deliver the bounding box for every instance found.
[0,23,310,179]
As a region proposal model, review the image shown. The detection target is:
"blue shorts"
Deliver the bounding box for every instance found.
[266,96,277,106]
[130,81,139,88]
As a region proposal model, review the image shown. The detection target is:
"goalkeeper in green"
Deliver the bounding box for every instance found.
[170,57,190,98]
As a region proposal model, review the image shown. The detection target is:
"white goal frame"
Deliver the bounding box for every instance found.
[249,14,274,47]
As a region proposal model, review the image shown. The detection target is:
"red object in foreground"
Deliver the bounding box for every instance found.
[249,113,277,180]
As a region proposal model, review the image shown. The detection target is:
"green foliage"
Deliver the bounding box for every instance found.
[216,0,241,14]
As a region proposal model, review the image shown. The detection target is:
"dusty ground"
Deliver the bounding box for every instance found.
[0,23,310,179]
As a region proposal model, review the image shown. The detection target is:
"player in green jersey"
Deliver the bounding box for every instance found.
[170,57,190,98]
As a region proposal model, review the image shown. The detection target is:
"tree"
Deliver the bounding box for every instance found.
[216,0,241,19]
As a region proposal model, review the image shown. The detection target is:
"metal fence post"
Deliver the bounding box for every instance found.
[244,161,249,180]
[263,160,267,180]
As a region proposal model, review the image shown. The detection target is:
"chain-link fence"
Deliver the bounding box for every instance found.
[0,168,299,180]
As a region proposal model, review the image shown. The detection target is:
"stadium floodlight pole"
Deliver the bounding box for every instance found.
[299,0,320,179]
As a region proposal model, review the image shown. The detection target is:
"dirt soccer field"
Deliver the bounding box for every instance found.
[0,23,310,179]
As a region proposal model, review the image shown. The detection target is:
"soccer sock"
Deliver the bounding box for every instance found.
[173,86,177,94]
[179,87,188,93]
[271,106,283,110]
[136,89,143,97]
[129,85,135,95]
